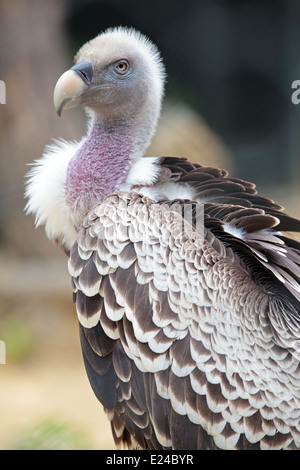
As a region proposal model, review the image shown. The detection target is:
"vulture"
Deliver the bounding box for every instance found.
[25,27,300,450]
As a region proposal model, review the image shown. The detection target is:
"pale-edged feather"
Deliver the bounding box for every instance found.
[70,190,300,450]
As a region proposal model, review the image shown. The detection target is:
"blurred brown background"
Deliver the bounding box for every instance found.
[0,0,299,450]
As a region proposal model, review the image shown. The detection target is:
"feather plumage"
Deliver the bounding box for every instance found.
[70,191,300,449]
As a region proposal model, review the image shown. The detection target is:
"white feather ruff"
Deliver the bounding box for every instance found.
[25,139,80,249]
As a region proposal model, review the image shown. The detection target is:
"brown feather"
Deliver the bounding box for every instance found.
[69,185,300,450]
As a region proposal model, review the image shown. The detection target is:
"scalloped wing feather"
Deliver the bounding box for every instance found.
[69,191,300,450]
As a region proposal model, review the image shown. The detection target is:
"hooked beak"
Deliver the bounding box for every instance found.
[53,61,94,116]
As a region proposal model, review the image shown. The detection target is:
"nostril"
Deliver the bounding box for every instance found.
[78,70,88,82]
[71,61,94,86]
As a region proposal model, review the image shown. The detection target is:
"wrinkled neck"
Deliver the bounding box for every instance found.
[65,117,133,219]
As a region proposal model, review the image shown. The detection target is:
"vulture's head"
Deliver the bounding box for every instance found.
[54,27,165,127]
[26,28,167,250]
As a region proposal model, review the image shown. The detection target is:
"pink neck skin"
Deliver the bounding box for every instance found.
[65,118,133,215]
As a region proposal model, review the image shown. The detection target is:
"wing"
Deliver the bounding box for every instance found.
[158,157,300,301]
[69,191,300,450]
[159,156,300,233]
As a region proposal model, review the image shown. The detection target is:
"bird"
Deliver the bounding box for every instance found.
[25,26,300,450]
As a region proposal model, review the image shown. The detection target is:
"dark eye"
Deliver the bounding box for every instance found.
[114,60,129,75]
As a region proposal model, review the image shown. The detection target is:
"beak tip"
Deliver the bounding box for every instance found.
[54,101,62,117]
[55,103,62,117]
[54,105,61,117]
